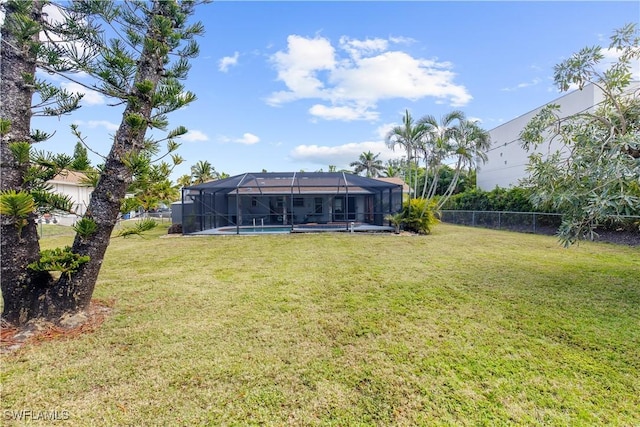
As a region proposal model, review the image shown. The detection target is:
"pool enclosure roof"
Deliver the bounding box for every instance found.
[184,172,403,195]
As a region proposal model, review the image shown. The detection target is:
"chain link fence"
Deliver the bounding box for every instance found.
[440,210,563,235]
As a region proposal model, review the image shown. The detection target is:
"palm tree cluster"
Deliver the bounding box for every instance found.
[350,154,406,178]
[385,109,490,209]
[177,160,229,187]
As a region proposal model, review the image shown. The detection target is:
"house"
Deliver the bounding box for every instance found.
[179,172,404,234]
[46,170,93,226]
[374,176,411,197]
[477,82,640,190]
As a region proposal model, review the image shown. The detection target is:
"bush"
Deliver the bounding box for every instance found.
[168,223,182,234]
[441,188,490,211]
[442,186,544,212]
[400,198,440,235]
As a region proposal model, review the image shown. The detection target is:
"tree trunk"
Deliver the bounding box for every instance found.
[426,165,442,201]
[436,157,463,210]
[2,0,177,324]
[1,1,54,326]
[39,0,174,318]
[0,2,41,191]
[418,155,430,199]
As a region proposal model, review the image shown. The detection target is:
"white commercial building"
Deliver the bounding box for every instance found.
[477,82,639,190]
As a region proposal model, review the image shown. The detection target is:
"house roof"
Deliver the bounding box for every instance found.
[374,177,410,193]
[185,172,403,195]
[49,170,91,185]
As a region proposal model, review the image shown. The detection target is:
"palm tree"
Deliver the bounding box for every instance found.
[176,174,192,188]
[418,110,466,200]
[190,160,218,184]
[152,179,180,204]
[437,119,491,209]
[385,110,428,197]
[382,159,403,177]
[350,151,384,177]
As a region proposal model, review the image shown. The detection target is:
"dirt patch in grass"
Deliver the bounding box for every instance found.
[0,299,113,354]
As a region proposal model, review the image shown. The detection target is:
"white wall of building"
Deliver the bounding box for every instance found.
[477,83,639,190]
[47,170,93,226]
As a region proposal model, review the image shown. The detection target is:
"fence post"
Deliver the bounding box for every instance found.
[472,211,475,226]
[533,213,536,234]
[498,212,501,229]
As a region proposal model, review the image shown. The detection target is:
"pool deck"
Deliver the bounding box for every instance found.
[292,224,394,233]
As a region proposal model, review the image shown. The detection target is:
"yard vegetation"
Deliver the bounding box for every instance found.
[1,223,639,425]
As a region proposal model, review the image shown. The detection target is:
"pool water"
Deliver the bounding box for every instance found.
[215,226,292,234]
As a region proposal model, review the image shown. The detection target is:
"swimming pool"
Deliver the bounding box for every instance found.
[212,226,292,234]
[194,223,395,235]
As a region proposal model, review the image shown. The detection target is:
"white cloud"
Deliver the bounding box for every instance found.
[73,119,119,132]
[268,35,336,103]
[290,141,399,168]
[389,35,416,45]
[267,34,471,120]
[61,82,105,106]
[501,78,542,92]
[219,52,240,72]
[182,130,209,142]
[333,51,470,105]
[42,3,67,24]
[40,4,92,64]
[309,104,379,121]
[339,36,388,59]
[375,122,397,140]
[235,133,260,145]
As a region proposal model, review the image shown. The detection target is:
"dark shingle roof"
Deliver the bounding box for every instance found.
[185,172,401,195]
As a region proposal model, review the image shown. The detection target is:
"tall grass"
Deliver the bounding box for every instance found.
[2,224,638,425]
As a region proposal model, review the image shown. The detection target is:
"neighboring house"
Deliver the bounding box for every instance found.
[375,176,411,197]
[477,82,640,191]
[46,170,93,226]
[180,172,404,234]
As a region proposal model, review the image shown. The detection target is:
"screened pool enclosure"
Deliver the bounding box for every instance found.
[180,172,404,234]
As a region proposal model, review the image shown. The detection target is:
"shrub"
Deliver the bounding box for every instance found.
[442,186,542,212]
[168,223,182,234]
[400,198,440,235]
[384,213,403,234]
[442,188,490,211]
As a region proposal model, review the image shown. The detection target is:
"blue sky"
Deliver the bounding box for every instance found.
[33,1,640,180]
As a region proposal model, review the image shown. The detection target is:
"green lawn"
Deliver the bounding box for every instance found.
[2,224,639,426]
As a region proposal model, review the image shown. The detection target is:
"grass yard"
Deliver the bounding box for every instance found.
[1,223,639,426]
